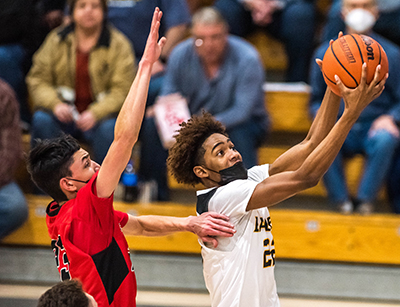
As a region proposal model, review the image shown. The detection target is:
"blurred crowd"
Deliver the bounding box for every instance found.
[1,0,400,240]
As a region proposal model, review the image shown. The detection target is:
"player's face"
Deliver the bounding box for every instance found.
[73,0,104,31]
[192,23,228,66]
[202,133,242,173]
[67,148,100,189]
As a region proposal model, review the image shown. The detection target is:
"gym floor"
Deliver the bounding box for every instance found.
[1,284,399,307]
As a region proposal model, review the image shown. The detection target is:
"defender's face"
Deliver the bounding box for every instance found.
[202,133,242,172]
[68,148,100,189]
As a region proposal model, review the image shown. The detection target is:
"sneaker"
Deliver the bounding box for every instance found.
[357,202,374,215]
[337,200,353,215]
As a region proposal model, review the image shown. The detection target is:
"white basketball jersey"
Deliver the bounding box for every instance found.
[196,164,280,307]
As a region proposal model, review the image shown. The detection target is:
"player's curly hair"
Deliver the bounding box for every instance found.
[37,279,89,307]
[167,111,227,186]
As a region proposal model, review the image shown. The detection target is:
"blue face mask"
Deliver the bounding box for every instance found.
[204,161,248,186]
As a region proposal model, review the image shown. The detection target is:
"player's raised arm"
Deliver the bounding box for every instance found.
[269,80,341,176]
[96,8,166,198]
[248,64,387,210]
[269,36,344,176]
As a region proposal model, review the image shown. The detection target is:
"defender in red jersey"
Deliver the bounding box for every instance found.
[28,7,235,307]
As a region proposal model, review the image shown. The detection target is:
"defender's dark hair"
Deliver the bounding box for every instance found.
[37,279,89,307]
[167,112,227,186]
[27,134,80,202]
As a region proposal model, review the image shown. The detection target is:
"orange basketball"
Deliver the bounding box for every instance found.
[322,34,388,96]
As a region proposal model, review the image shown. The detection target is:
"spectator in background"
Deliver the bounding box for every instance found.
[213,0,317,83]
[27,0,135,164]
[309,0,400,215]
[32,0,68,54]
[144,7,269,201]
[321,0,400,47]
[0,79,29,240]
[106,0,191,201]
[0,0,68,130]
[388,148,400,214]
[37,279,98,307]
[0,0,34,128]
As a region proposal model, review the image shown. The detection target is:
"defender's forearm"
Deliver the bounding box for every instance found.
[124,215,191,237]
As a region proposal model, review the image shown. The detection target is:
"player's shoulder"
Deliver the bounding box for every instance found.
[248,164,270,181]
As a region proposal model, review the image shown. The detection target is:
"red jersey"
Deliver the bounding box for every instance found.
[46,172,137,307]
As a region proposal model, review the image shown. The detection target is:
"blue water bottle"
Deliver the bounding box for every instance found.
[121,160,138,202]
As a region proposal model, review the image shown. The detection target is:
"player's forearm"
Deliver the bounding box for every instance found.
[125,215,192,237]
[298,111,357,181]
[269,88,340,175]
[114,60,153,146]
[305,87,341,145]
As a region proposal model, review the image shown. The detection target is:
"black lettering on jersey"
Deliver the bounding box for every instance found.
[254,216,272,232]
[263,238,276,268]
[92,237,130,305]
[51,235,71,281]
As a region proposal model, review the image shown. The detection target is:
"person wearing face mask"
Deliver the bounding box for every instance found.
[321,0,400,47]
[308,0,400,215]
[168,59,387,305]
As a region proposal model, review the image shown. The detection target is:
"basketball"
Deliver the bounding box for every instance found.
[322,34,388,96]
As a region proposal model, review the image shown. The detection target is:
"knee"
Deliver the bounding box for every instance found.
[370,130,399,150]
[0,184,28,227]
[32,110,56,128]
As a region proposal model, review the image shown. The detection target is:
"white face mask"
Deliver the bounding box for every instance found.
[344,8,376,33]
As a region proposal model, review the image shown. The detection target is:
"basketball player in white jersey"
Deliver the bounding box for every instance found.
[167,62,387,307]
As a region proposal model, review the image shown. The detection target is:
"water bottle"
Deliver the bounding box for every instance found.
[121,160,139,202]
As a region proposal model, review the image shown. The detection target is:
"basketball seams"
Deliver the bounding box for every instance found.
[378,44,382,65]
[350,34,365,64]
[330,42,359,86]
[323,71,337,86]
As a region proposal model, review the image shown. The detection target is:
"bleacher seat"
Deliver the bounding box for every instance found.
[2,195,400,265]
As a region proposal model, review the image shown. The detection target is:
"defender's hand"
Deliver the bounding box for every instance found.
[188,212,236,248]
[141,8,167,66]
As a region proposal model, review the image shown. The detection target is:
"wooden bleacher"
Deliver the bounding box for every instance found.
[2,195,400,265]
[4,82,395,266]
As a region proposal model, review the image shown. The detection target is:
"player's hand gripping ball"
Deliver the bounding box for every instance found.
[322,34,388,96]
